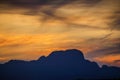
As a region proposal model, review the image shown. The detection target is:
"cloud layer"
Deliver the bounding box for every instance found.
[0,0,120,67]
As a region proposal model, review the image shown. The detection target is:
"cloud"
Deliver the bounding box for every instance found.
[100,46,120,55]
[107,1,120,31]
[86,33,113,43]
[87,38,120,58]
[0,0,119,31]
[111,17,120,30]
[0,0,120,67]
[0,0,102,7]
[0,0,103,17]
[114,60,120,63]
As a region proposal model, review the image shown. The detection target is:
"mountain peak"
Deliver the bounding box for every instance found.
[48,49,84,60]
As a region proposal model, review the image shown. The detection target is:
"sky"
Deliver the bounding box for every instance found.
[0,0,120,67]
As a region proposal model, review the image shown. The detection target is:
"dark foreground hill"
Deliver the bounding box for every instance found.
[0,49,120,80]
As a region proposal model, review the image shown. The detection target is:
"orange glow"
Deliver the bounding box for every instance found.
[94,54,120,67]
[0,0,120,67]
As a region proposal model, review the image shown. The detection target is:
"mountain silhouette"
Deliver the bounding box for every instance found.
[0,49,120,80]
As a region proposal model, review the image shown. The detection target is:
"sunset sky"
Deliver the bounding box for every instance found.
[0,0,120,67]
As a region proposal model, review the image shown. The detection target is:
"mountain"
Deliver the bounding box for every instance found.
[0,49,120,80]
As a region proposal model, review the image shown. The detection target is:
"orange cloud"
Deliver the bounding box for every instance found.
[94,54,120,67]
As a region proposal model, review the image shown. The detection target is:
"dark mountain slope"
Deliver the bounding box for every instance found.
[0,49,120,80]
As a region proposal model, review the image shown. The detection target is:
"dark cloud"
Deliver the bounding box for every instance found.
[87,42,120,58]
[0,0,45,7]
[96,46,120,55]
[108,10,120,31]
[114,60,120,63]
[0,0,103,17]
[0,0,76,10]
[112,18,120,30]
[86,33,113,43]
[0,0,104,26]
[78,0,102,7]
[0,0,102,7]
